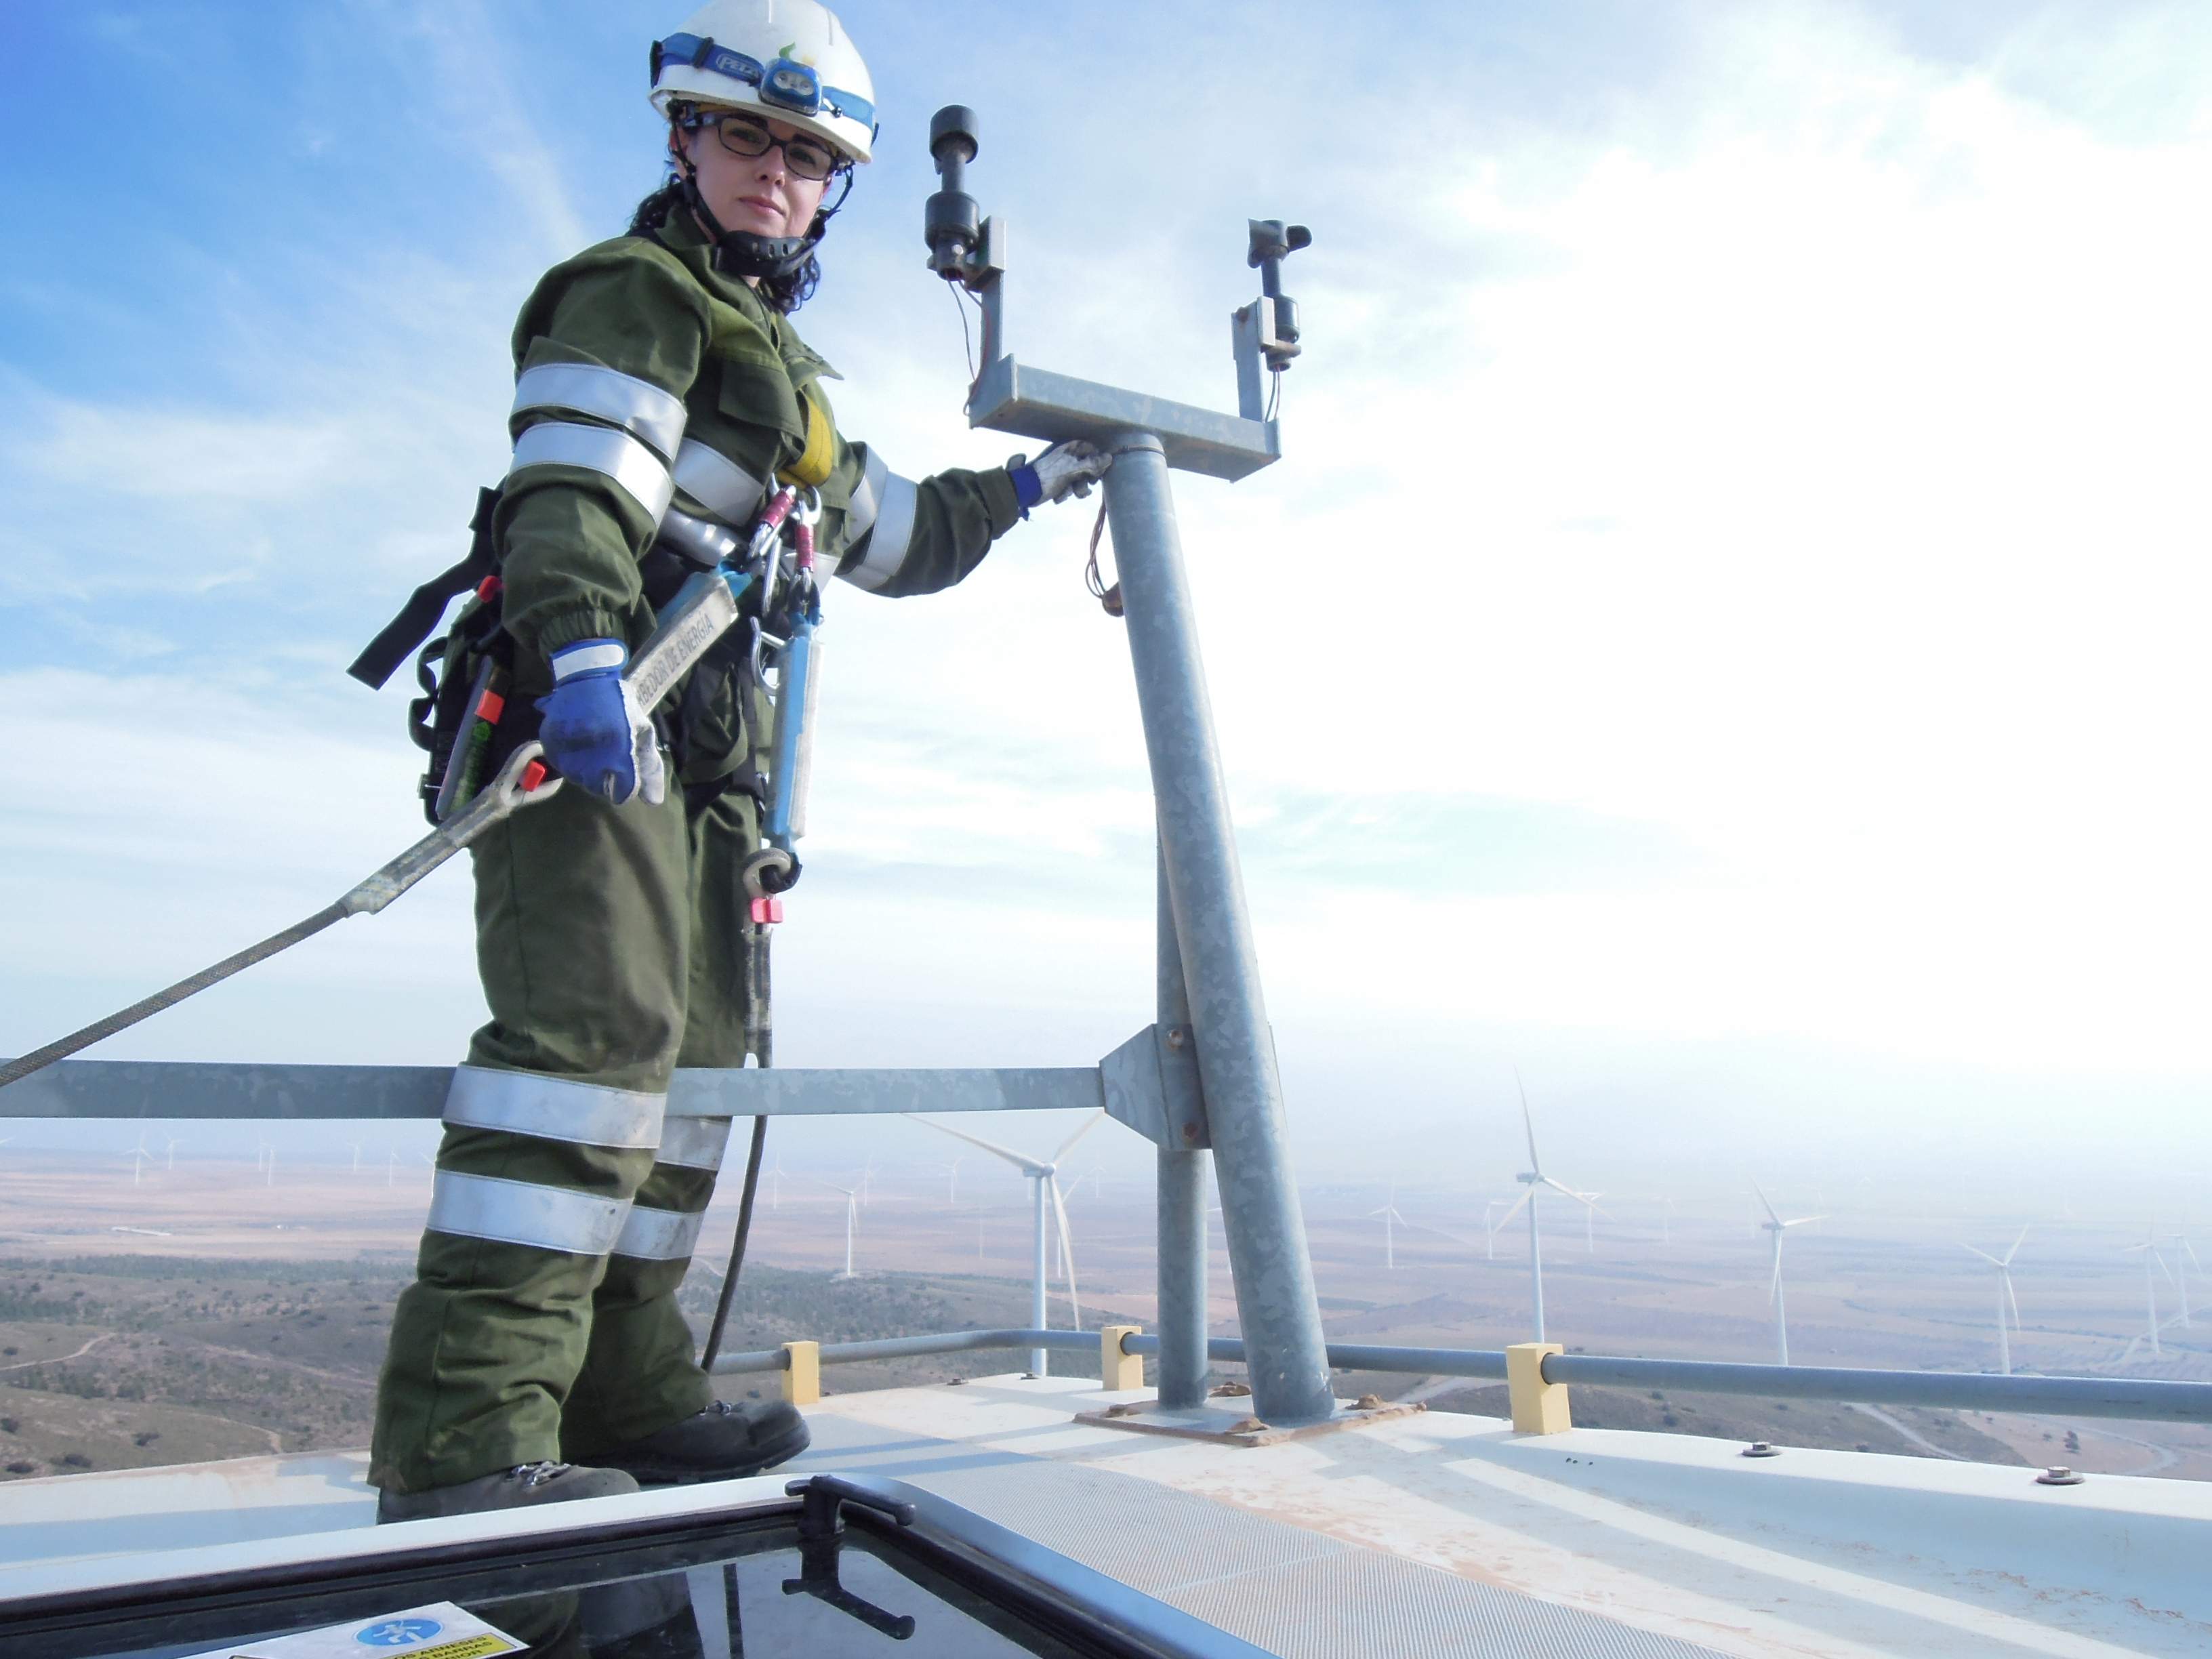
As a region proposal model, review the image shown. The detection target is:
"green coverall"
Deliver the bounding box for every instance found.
[369,209,1023,1495]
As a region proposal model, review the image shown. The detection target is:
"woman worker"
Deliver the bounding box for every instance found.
[370,0,1107,1522]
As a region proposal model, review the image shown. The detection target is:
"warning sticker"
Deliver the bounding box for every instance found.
[176,1601,524,1659]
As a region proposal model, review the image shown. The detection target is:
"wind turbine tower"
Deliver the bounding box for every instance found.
[1962,1226,2028,1376]
[1370,1185,1407,1270]
[811,1178,861,1279]
[909,1110,1105,1376]
[1492,1077,1599,1343]
[1755,1183,1824,1366]
[125,1134,152,1187]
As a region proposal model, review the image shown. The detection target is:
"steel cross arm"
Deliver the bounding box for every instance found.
[0,1059,1113,1121]
[967,357,1280,481]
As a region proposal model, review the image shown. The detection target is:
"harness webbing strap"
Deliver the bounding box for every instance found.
[347,486,501,690]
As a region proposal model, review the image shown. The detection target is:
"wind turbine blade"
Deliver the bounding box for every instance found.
[1053,1108,1107,1165]
[2005,1272,2022,1330]
[2187,1241,2204,1273]
[903,1113,1046,1176]
[1050,1179,1082,1330]
[1494,1189,1532,1231]
[1769,1236,1784,1300]
[1515,1070,1542,1174]
[1963,1244,2003,1267]
[804,1176,855,1197]
[2156,1251,2177,1286]
[1751,1183,1782,1228]
[1784,1215,1824,1229]
[2005,1225,2030,1266]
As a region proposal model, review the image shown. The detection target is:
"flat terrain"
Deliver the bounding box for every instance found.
[2,1149,2206,1483]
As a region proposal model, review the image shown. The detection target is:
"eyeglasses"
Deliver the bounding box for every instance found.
[687,110,844,182]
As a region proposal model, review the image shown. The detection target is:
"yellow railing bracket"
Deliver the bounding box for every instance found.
[1506,1342,1571,1435]
[783,1339,822,1406]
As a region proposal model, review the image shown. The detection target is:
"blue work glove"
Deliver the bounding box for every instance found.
[536,638,667,806]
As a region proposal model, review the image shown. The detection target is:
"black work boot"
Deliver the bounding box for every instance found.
[376,1459,639,1523]
[585,1399,810,1485]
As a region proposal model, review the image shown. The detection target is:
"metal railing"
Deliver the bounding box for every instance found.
[712,1325,2212,1427]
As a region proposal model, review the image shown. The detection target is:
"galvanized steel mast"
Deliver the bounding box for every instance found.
[924,106,1332,1425]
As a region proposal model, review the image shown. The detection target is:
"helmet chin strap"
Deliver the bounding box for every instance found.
[673,145,854,281]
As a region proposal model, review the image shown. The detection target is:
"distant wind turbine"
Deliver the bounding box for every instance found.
[2121,1229,2173,1360]
[2163,1228,2200,1332]
[163,1135,181,1172]
[386,1149,399,1188]
[768,1159,785,1212]
[125,1134,152,1187]
[1755,1183,1824,1366]
[810,1177,861,1279]
[1370,1185,1408,1270]
[342,1140,363,1176]
[1962,1225,2029,1376]
[908,1110,1105,1375]
[1491,1074,1599,1343]
[933,1158,963,1208]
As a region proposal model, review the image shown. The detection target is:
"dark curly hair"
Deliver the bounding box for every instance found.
[628,179,823,314]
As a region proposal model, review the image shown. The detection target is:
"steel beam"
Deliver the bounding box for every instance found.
[1105,430,1334,1428]
[967,357,1279,482]
[0,1060,1106,1121]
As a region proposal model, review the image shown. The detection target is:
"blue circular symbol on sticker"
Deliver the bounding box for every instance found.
[356,1618,443,1647]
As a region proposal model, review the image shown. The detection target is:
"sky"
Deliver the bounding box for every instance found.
[0,1,2207,1206]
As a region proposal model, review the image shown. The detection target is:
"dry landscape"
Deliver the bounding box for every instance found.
[3,1145,2206,1485]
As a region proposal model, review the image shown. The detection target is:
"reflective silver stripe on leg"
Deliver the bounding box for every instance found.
[427,1171,630,1256]
[672,439,768,525]
[656,1116,733,1172]
[611,1203,705,1262]
[840,462,918,592]
[512,364,687,462]
[510,422,675,525]
[441,1065,665,1151]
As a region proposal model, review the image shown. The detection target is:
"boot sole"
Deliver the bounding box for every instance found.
[599,1419,812,1487]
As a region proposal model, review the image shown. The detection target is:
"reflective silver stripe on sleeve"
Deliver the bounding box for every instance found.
[512,363,687,462]
[672,439,768,525]
[842,447,886,535]
[840,465,918,593]
[656,1116,733,1172]
[426,1170,630,1256]
[509,421,675,525]
[441,1065,665,1151]
[611,1203,706,1262]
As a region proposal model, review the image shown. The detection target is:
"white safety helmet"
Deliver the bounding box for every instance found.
[651,0,877,165]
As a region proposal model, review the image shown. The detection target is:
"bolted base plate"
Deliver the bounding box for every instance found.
[1074,1392,1424,1448]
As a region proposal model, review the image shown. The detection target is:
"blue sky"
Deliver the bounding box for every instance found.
[2,2,2207,1197]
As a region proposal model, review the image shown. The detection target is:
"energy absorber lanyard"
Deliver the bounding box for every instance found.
[764,491,823,860]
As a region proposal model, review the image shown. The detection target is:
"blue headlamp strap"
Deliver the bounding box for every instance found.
[653,33,876,133]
